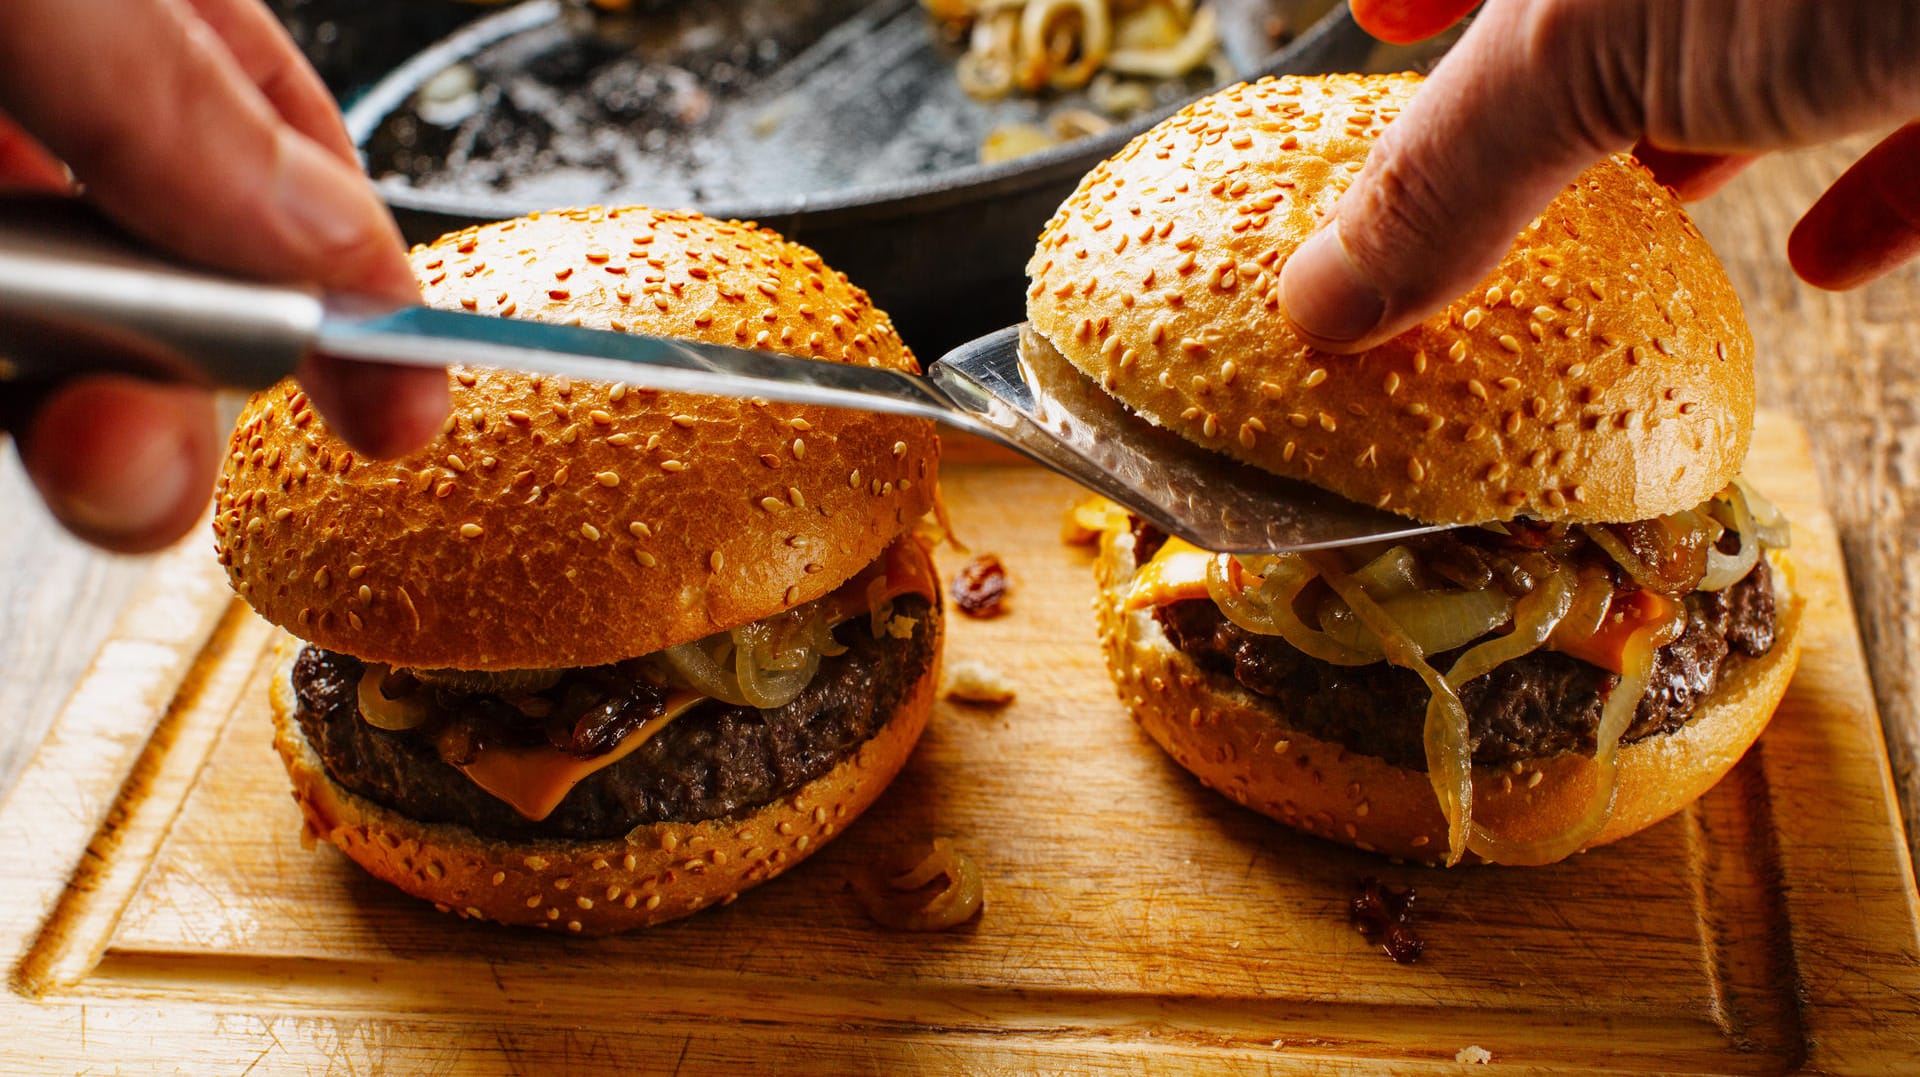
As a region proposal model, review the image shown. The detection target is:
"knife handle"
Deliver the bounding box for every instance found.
[0,197,322,389]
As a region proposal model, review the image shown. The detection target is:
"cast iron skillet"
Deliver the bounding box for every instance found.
[345,0,1380,352]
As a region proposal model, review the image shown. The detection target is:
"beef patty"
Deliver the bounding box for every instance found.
[291,595,938,841]
[1138,533,1776,770]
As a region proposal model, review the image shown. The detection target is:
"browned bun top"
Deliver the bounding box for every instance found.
[1027,73,1754,525]
[216,206,938,670]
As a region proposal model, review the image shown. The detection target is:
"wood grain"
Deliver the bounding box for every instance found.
[1686,135,1920,878]
[1,416,1916,1073]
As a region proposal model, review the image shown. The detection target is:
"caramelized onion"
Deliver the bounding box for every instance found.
[734,614,825,710]
[856,838,986,931]
[1445,564,1575,690]
[1323,588,1516,658]
[357,664,431,731]
[661,601,857,711]
[1206,554,1382,665]
[1307,552,1476,865]
[1557,563,1615,643]
[1731,478,1791,548]
[1352,545,1421,600]
[1699,524,1760,592]
[660,636,753,708]
[1585,510,1713,595]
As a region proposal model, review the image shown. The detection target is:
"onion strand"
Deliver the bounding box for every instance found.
[1306,552,1477,865]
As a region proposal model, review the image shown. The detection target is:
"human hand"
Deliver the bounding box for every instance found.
[0,0,448,553]
[1280,0,1920,353]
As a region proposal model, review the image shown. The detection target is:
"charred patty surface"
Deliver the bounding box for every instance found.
[291,596,938,840]
[1149,552,1776,771]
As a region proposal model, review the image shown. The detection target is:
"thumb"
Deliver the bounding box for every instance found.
[1280,0,1638,352]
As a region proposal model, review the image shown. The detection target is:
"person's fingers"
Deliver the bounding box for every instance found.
[0,111,69,193]
[1280,1,1636,352]
[0,0,416,302]
[18,377,220,554]
[1348,0,1483,45]
[181,0,357,164]
[1789,122,1920,291]
[0,0,446,458]
[1631,141,1757,202]
[296,353,451,461]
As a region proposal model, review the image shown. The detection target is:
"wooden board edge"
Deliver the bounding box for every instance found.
[1746,411,1920,1070]
[0,533,235,992]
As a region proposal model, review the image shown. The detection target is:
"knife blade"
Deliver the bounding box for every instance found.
[0,197,1442,553]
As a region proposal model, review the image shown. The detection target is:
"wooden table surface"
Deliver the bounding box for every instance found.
[3,137,1918,877]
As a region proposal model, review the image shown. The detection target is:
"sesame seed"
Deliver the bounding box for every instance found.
[710,550,725,572]
[635,550,658,568]
[581,524,601,541]
[671,414,697,427]
[1498,334,1522,353]
[1448,340,1468,362]
[1462,308,1484,331]
[1302,368,1328,389]
[460,523,484,539]
[660,459,687,472]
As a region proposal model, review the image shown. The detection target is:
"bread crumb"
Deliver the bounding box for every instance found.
[943,660,1015,705]
[1455,1045,1493,1065]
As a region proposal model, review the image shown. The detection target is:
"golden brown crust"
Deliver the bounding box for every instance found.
[1029,74,1754,525]
[216,206,938,669]
[1093,529,1803,865]
[268,618,940,935]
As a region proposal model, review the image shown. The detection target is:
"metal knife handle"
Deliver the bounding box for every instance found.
[0,197,321,388]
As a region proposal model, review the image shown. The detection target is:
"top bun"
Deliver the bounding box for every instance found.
[1026,73,1753,525]
[216,206,938,671]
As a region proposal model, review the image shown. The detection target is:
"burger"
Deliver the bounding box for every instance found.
[214,206,943,932]
[1029,74,1804,866]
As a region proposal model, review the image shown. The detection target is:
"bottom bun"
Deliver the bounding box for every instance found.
[1094,531,1804,865]
[269,633,937,934]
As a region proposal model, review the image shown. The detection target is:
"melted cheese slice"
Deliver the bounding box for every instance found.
[448,537,941,823]
[456,690,704,823]
[1123,535,1217,611]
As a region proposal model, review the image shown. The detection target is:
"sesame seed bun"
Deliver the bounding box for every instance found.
[215,206,938,670]
[268,634,938,934]
[1092,528,1804,864]
[1026,73,1754,525]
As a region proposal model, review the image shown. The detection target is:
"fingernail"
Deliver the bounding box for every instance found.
[47,414,194,541]
[273,131,381,255]
[1281,225,1387,344]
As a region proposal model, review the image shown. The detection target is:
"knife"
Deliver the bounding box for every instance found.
[0,198,1439,553]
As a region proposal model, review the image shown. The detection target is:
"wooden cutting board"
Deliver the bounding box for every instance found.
[3,409,1917,1074]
